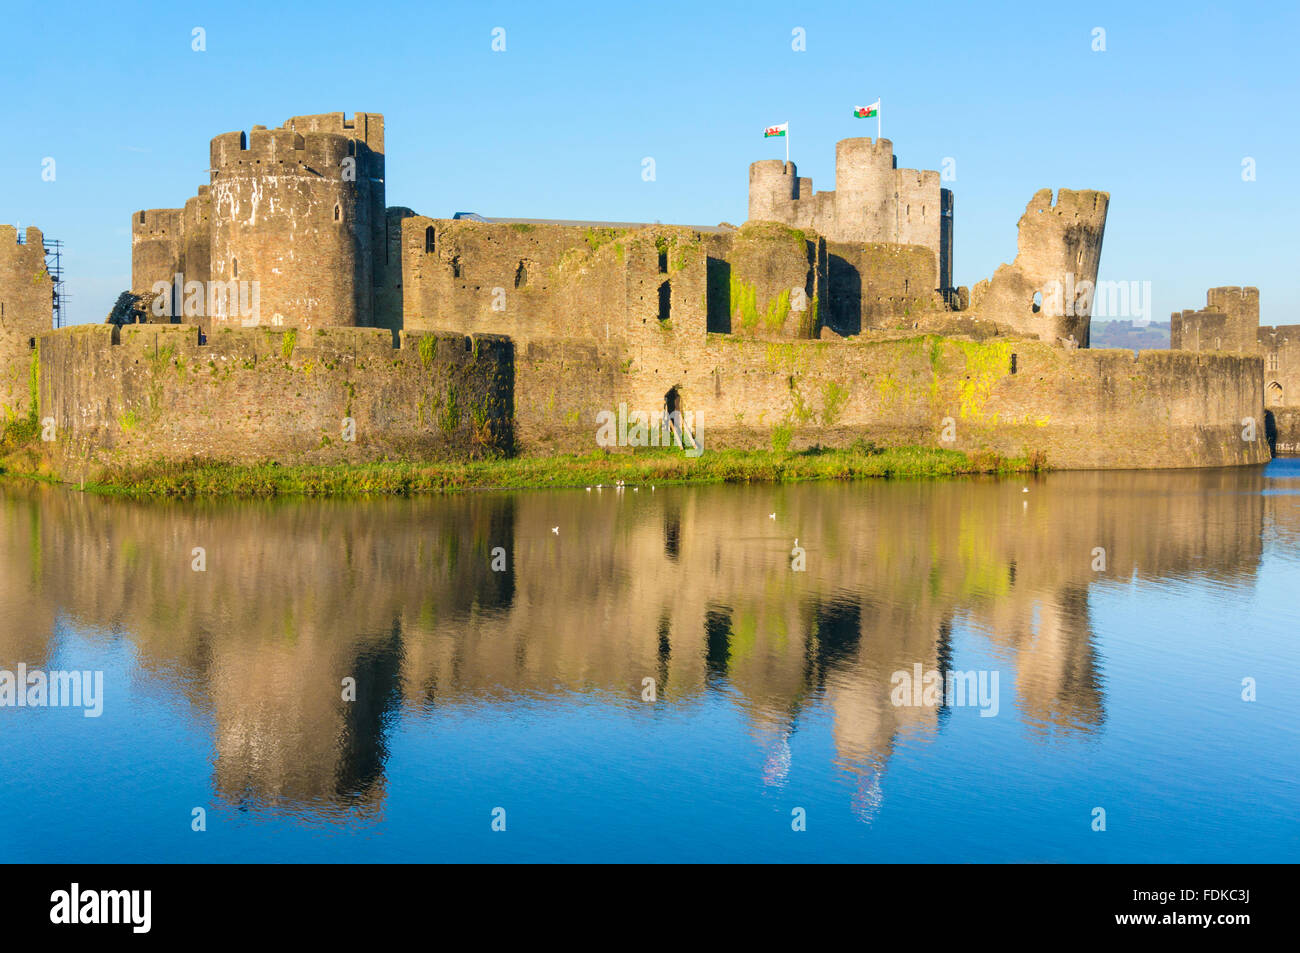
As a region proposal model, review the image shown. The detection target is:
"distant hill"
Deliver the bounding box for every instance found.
[1091,320,1170,350]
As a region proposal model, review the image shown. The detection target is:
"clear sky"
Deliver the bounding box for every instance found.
[1,0,1293,327]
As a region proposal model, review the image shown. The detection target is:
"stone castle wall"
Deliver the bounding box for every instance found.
[36,323,512,477]
[1171,286,1300,453]
[504,330,1269,469]
[0,225,52,420]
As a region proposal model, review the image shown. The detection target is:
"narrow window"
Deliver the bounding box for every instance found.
[658,281,671,322]
[514,261,528,288]
[1031,291,1042,314]
[425,226,436,254]
[658,251,668,273]
[232,257,238,278]
[334,204,341,222]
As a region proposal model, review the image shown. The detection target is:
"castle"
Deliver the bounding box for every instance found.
[0,111,1276,476]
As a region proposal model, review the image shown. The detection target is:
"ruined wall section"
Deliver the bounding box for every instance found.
[36,324,512,476]
[825,242,945,335]
[1171,287,1260,354]
[969,189,1110,346]
[710,223,824,340]
[0,225,51,419]
[401,219,708,345]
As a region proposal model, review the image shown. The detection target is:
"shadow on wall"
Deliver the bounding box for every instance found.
[706,257,731,333]
[827,254,863,335]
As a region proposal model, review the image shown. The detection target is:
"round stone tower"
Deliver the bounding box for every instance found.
[832,138,895,244]
[748,159,798,223]
[208,126,370,328]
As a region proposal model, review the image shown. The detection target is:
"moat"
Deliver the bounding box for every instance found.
[1,463,1297,862]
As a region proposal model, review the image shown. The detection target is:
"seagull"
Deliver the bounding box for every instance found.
[769,513,776,520]
[1022,487,1029,493]
[586,487,592,492]
[552,526,559,534]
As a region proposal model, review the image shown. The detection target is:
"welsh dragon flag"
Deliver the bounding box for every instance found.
[764,123,788,138]
[853,101,880,118]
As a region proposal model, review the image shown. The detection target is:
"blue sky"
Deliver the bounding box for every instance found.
[1,0,1292,327]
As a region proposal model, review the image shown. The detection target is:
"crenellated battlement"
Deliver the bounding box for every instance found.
[131,209,183,238]
[209,128,358,175]
[836,136,894,160]
[1,224,45,249]
[283,112,384,154]
[1024,188,1110,224]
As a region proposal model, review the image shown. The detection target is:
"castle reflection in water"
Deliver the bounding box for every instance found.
[0,467,1281,820]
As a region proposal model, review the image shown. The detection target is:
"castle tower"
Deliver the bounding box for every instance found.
[131,208,184,296]
[0,225,52,418]
[283,113,387,321]
[182,186,212,289]
[832,137,895,244]
[748,160,798,224]
[208,118,381,329]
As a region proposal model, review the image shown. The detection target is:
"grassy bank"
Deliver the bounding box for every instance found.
[1,441,1046,499]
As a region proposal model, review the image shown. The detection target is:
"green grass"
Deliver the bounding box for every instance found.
[28,445,1046,500]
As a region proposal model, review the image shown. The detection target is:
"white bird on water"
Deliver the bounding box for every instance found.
[769,512,776,520]
[552,526,559,534]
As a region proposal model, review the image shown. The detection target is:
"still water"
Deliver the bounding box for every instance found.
[1,462,1297,862]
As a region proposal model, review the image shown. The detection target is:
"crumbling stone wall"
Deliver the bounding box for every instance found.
[969,189,1110,346]
[0,225,52,420]
[708,223,824,340]
[824,241,945,336]
[401,218,708,344]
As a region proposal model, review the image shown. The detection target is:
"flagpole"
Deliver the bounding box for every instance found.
[877,105,881,141]
[786,122,789,166]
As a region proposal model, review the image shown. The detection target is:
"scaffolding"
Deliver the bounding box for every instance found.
[43,238,67,328]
